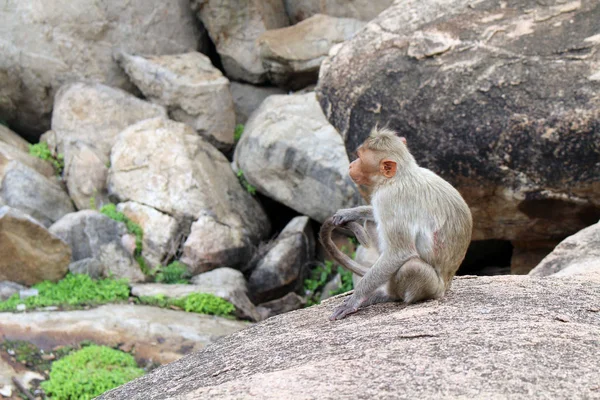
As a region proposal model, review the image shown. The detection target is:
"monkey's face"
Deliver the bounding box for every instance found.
[349,149,380,186]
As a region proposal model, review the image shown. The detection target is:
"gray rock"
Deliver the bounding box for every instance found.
[0,0,201,140]
[0,206,71,286]
[0,281,26,301]
[190,0,289,84]
[319,273,342,302]
[234,92,363,222]
[256,292,305,320]
[69,258,104,279]
[530,220,600,278]
[248,216,315,303]
[116,52,236,151]
[0,125,29,152]
[284,0,394,24]
[98,275,600,400]
[316,0,600,243]
[18,288,39,300]
[0,140,55,179]
[258,14,365,89]
[49,210,145,282]
[230,82,285,125]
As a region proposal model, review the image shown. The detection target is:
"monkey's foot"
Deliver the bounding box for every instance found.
[329,296,361,320]
[331,209,355,225]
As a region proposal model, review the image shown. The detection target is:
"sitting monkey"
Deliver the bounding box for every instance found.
[320,127,472,320]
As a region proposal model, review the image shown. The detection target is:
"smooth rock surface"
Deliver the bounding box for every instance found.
[0,140,55,179]
[284,0,394,23]
[0,125,29,152]
[0,206,71,286]
[0,304,249,365]
[234,93,362,222]
[0,0,200,139]
[230,82,285,125]
[99,275,600,399]
[116,52,236,150]
[256,292,305,320]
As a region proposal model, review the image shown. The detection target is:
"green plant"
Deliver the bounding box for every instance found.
[329,266,354,297]
[234,124,244,142]
[236,170,257,195]
[137,293,235,317]
[155,261,190,284]
[41,345,144,400]
[0,274,130,312]
[304,260,335,307]
[29,142,64,174]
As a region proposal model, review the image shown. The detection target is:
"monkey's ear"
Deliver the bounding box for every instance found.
[380,159,397,178]
[399,136,407,145]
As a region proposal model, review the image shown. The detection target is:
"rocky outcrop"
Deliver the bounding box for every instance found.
[98,275,600,399]
[0,206,71,286]
[0,304,249,365]
[258,14,365,89]
[234,92,363,222]
[316,0,600,243]
[49,210,145,282]
[116,52,236,151]
[284,0,394,23]
[0,125,29,152]
[530,220,600,278]
[108,118,270,272]
[190,0,289,84]
[230,82,285,124]
[0,0,200,140]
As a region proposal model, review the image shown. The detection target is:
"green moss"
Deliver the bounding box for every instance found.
[137,293,235,317]
[29,142,64,174]
[155,261,190,284]
[41,345,144,400]
[234,124,244,142]
[236,169,257,195]
[0,274,130,312]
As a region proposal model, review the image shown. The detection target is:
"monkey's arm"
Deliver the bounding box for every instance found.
[331,206,374,225]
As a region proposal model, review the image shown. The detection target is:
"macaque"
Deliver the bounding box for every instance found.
[320,127,472,320]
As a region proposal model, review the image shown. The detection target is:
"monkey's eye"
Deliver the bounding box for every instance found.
[350,151,358,161]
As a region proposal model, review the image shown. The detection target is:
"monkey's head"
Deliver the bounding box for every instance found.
[348,127,414,187]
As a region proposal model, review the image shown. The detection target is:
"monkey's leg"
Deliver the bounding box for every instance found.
[392,258,445,303]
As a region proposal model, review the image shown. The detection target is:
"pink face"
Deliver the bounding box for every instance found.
[349,148,380,186]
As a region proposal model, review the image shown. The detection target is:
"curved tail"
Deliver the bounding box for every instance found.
[319,218,371,277]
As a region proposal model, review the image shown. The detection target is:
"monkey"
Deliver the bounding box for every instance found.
[320,127,472,320]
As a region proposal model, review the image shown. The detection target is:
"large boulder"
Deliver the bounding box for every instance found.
[50,82,167,210]
[0,125,29,152]
[0,206,71,286]
[49,210,145,282]
[530,221,600,278]
[284,0,394,23]
[316,0,600,243]
[116,52,236,151]
[98,275,600,399]
[234,92,363,222]
[190,0,289,84]
[230,82,285,125]
[0,0,200,140]
[108,118,270,272]
[258,14,365,89]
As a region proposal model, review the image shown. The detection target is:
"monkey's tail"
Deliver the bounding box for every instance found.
[319,218,370,277]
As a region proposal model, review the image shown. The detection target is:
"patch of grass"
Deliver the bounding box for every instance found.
[137,293,235,317]
[304,247,356,306]
[0,274,130,312]
[234,124,244,142]
[41,345,144,400]
[29,142,64,174]
[236,169,256,195]
[155,261,190,284]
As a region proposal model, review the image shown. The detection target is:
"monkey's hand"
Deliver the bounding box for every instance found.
[331,208,357,226]
[329,294,363,321]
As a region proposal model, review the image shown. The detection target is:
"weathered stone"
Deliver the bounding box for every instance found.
[319,273,342,302]
[117,202,180,269]
[0,162,74,227]
[51,82,167,210]
[510,240,559,275]
[284,0,394,23]
[190,0,289,84]
[234,93,362,222]
[316,0,600,243]
[256,292,305,320]
[108,118,270,272]
[0,281,26,301]
[0,304,249,365]
[0,356,44,399]
[258,14,365,89]
[49,210,145,282]
[68,258,104,279]
[230,82,285,125]
[98,275,600,400]
[116,52,235,150]
[0,0,201,140]
[0,140,55,179]
[530,220,600,278]
[248,216,315,303]
[0,206,70,286]
[0,125,29,152]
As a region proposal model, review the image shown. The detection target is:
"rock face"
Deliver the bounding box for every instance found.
[530,221,600,278]
[284,0,394,23]
[116,52,236,151]
[234,93,363,222]
[98,275,600,399]
[0,304,249,365]
[108,118,270,272]
[0,206,71,286]
[0,125,29,152]
[0,0,200,140]
[229,82,285,124]
[248,216,315,303]
[190,0,289,84]
[258,14,365,89]
[316,0,600,243]
[49,210,145,282]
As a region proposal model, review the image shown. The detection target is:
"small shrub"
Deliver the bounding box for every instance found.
[304,260,335,307]
[137,293,235,317]
[155,261,190,284]
[234,124,244,142]
[236,170,257,195]
[29,142,64,174]
[41,345,144,400]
